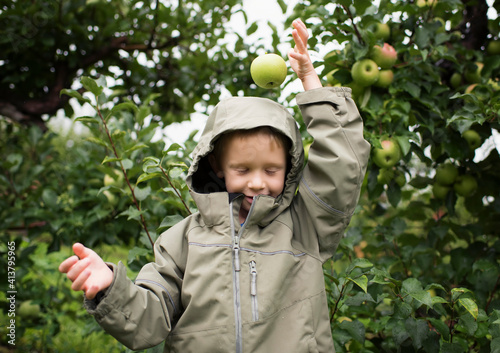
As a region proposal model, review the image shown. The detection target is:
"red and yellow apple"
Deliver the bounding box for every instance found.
[370,43,397,69]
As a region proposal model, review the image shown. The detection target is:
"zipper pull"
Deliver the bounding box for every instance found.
[234,236,241,272]
[249,261,257,295]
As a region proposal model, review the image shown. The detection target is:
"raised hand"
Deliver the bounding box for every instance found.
[59,243,113,300]
[288,19,322,90]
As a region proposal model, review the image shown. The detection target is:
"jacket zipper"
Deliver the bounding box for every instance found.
[230,197,257,353]
[249,260,259,321]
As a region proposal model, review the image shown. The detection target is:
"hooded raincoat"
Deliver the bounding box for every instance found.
[85,87,370,352]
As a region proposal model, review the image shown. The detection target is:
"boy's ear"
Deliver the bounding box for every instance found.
[208,154,224,179]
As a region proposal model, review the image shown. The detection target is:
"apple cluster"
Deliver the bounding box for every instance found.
[432,130,481,199]
[351,41,397,89]
[449,40,500,94]
[323,21,398,101]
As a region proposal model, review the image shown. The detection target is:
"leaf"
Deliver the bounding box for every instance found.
[81,76,103,96]
[370,267,400,287]
[440,342,467,353]
[386,183,401,207]
[163,143,183,155]
[75,116,100,124]
[431,296,449,305]
[392,324,410,346]
[143,159,162,174]
[102,156,122,164]
[117,205,146,221]
[339,320,365,344]
[85,136,108,148]
[157,214,184,233]
[347,275,368,293]
[402,278,433,308]
[143,156,160,164]
[42,189,58,209]
[127,246,150,264]
[353,0,372,15]
[124,144,149,155]
[134,185,151,202]
[276,0,287,13]
[112,129,126,140]
[246,22,258,36]
[346,258,373,273]
[59,88,91,104]
[405,317,429,350]
[136,172,163,184]
[451,287,473,301]
[459,298,478,320]
[121,158,133,170]
[428,318,450,341]
[492,338,500,353]
[404,81,421,98]
[6,153,23,173]
[109,102,139,117]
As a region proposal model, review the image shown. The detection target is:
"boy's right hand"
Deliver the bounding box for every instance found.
[59,243,113,300]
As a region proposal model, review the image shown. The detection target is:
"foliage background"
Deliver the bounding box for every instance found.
[1,0,500,352]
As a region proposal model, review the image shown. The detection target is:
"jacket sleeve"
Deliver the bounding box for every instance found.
[292,87,370,262]
[83,225,187,350]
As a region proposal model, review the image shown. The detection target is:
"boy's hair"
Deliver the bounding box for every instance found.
[211,126,292,170]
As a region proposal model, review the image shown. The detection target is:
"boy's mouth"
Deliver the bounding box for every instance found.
[245,195,255,204]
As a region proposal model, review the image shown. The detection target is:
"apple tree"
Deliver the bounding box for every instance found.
[284,0,500,351]
[0,0,275,350]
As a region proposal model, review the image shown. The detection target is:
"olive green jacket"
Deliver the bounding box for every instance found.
[85,87,370,352]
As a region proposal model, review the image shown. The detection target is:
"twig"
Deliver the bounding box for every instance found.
[486,274,500,312]
[330,282,347,323]
[159,164,191,215]
[95,102,154,248]
[341,5,364,45]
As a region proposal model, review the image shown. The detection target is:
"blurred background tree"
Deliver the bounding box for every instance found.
[1,0,499,351]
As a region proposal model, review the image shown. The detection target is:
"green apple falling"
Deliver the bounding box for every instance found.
[250,53,287,89]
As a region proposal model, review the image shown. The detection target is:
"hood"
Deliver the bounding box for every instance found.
[186,96,304,226]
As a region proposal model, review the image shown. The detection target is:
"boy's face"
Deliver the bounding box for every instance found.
[213,131,287,221]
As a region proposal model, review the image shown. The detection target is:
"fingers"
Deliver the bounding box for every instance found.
[71,267,91,292]
[85,285,100,300]
[59,255,79,273]
[292,19,309,46]
[73,242,92,260]
[66,257,91,282]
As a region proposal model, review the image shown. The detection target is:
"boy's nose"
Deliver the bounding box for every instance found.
[248,173,265,190]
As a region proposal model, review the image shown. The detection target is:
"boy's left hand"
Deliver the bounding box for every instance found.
[288,19,322,90]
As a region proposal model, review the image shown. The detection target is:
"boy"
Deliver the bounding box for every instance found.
[59,19,370,352]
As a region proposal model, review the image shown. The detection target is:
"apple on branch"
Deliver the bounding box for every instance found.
[462,129,482,150]
[373,139,402,168]
[487,40,500,55]
[370,43,397,69]
[453,174,478,197]
[449,72,462,89]
[351,59,380,87]
[372,22,391,41]
[374,69,394,88]
[250,53,287,89]
[377,168,394,185]
[435,163,458,185]
[433,182,451,200]
[464,62,484,84]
